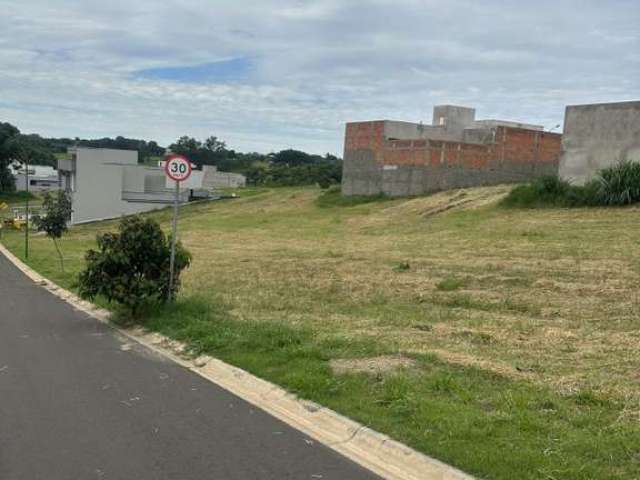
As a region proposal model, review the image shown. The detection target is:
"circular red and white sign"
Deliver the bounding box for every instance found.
[164,155,192,182]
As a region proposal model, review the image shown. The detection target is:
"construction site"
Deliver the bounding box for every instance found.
[342,101,640,198]
[341,105,561,197]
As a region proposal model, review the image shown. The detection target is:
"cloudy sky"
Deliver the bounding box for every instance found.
[1,1,638,155]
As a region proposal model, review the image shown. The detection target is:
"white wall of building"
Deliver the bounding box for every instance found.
[63,148,179,225]
[10,165,60,192]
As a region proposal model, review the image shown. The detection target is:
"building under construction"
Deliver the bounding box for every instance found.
[342,105,562,197]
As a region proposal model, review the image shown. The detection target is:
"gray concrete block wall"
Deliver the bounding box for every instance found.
[341,150,381,196]
[342,150,559,198]
[432,105,476,135]
[559,101,640,185]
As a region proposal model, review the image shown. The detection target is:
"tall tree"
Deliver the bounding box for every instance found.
[170,136,202,155]
[9,133,57,167]
[0,122,20,192]
[168,135,229,168]
[204,136,226,153]
[269,149,323,166]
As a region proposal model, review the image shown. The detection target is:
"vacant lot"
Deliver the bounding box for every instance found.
[3,185,639,479]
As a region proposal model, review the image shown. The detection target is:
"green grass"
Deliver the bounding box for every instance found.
[315,185,391,208]
[130,297,639,479]
[2,184,640,479]
[436,276,467,291]
[0,190,35,203]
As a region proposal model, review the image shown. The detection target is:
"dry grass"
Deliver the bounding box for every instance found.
[171,186,640,409]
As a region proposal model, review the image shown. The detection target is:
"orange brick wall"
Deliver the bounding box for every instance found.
[344,122,561,170]
[342,121,562,196]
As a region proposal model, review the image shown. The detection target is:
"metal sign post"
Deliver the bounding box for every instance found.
[24,157,29,260]
[168,179,180,301]
[163,155,192,302]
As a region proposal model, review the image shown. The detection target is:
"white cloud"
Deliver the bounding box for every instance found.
[0,0,638,154]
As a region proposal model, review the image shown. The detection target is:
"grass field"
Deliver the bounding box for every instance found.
[2,185,639,479]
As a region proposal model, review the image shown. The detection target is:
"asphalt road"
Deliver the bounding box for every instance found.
[0,253,381,480]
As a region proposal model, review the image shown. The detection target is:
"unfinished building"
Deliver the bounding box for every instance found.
[559,101,640,184]
[341,105,562,197]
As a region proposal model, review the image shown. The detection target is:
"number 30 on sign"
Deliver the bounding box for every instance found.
[164,155,192,182]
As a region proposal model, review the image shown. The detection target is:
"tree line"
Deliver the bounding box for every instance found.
[168,136,342,188]
[0,121,342,192]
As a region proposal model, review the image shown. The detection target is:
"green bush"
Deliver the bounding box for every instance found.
[502,162,640,209]
[593,160,640,205]
[78,216,191,317]
[501,176,578,208]
[246,161,342,188]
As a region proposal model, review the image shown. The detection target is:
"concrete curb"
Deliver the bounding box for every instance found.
[0,242,474,480]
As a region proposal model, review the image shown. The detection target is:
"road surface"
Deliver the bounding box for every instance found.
[0,253,381,480]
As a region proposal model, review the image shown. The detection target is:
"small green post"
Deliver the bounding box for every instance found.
[24,156,29,260]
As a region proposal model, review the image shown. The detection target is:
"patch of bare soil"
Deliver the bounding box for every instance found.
[330,355,417,375]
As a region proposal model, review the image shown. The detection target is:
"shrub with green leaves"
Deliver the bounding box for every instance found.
[501,175,582,208]
[78,216,191,317]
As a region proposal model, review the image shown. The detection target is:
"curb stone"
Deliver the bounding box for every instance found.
[0,242,474,480]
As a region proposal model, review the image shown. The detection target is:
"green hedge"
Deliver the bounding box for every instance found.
[502,161,640,208]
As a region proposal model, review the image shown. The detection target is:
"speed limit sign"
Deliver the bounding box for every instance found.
[164,154,193,302]
[164,155,192,182]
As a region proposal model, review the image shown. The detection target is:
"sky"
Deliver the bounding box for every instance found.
[0,0,638,155]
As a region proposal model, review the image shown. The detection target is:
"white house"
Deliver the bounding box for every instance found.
[10,164,60,192]
[58,147,200,225]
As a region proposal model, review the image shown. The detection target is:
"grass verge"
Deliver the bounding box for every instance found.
[137,297,638,480]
